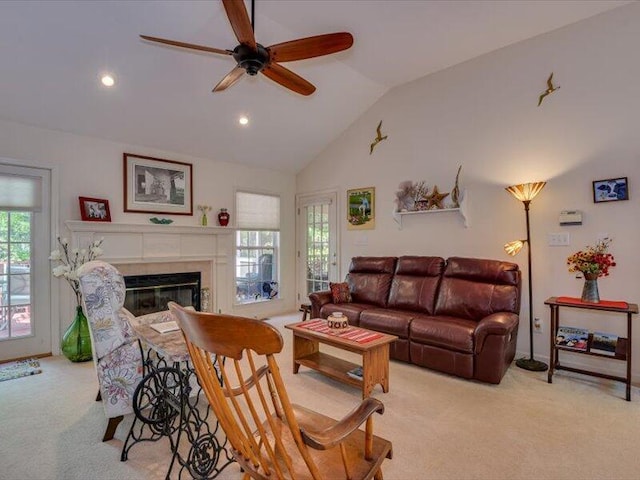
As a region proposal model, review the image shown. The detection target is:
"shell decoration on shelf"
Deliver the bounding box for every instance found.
[451,165,462,208]
[395,180,451,212]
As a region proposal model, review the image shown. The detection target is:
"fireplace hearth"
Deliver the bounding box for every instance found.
[124,272,201,316]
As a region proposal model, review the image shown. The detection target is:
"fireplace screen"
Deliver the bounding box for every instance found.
[124,272,201,316]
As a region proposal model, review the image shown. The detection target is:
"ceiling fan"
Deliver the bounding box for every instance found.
[140,0,354,96]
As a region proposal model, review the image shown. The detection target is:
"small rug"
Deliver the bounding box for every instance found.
[0,358,42,382]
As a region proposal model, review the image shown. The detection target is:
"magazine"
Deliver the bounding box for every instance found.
[347,366,363,380]
[150,321,180,334]
[590,331,618,356]
[556,326,589,351]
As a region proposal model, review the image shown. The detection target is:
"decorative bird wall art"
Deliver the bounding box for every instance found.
[537,72,560,106]
[369,120,388,155]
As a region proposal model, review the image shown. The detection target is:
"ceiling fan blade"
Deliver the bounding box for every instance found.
[268,32,354,62]
[221,0,257,50]
[262,62,316,96]
[140,35,232,56]
[213,66,245,92]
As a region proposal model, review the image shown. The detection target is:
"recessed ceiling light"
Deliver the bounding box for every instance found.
[101,74,115,87]
[239,116,249,126]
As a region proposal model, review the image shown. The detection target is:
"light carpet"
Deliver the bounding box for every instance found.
[1,311,639,479]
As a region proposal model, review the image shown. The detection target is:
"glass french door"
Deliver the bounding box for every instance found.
[297,192,338,303]
[0,164,51,361]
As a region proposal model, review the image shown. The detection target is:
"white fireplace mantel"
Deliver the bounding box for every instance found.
[65,220,234,264]
[65,220,235,313]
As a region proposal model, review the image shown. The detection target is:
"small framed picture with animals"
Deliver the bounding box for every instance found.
[592,177,629,203]
[79,196,111,222]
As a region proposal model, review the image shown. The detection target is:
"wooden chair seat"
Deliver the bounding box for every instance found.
[259,404,392,480]
[168,302,393,480]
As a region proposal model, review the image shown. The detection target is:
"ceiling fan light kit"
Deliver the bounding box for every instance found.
[140,0,354,96]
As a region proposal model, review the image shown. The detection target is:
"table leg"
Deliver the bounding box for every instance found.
[362,344,390,398]
[292,334,318,374]
[626,312,632,401]
[548,305,557,384]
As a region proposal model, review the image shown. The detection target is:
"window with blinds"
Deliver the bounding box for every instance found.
[235,192,280,304]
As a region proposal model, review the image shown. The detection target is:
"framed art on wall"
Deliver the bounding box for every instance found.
[79,196,111,222]
[123,153,193,215]
[592,177,628,203]
[347,187,375,230]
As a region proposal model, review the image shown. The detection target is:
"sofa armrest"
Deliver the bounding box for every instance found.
[474,312,519,354]
[309,291,333,319]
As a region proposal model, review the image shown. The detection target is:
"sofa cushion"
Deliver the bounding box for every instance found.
[347,257,397,307]
[435,257,521,321]
[387,256,445,314]
[359,308,414,339]
[409,315,476,353]
[330,282,352,303]
[319,302,376,327]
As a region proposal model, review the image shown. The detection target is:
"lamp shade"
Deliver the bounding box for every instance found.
[505,182,546,202]
[504,240,524,256]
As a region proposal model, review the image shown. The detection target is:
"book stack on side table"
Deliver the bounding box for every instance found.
[590,332,618,356]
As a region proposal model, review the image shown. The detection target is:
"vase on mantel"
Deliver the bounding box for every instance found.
[218,208,230,227]
[581,273,600,303]
[61,305,93,362]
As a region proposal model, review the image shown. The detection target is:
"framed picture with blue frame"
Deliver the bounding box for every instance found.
[592,177,628,203]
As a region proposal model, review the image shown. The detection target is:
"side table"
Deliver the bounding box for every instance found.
[545,296,638,401]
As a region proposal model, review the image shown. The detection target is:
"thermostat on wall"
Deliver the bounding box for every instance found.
[559,210,582,226]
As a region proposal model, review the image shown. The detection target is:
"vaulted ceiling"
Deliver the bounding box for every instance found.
[0,1,629,173]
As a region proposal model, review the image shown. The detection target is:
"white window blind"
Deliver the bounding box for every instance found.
[236,192,280,230]
[0,173,42,211]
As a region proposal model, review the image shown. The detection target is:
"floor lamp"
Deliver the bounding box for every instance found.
[504,181,548,372]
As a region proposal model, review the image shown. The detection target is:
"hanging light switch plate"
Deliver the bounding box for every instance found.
[548,233,570,246]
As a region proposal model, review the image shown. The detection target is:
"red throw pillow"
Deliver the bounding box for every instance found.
[330,282,352,304]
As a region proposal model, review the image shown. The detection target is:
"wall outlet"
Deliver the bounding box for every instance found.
[533,317,543,334]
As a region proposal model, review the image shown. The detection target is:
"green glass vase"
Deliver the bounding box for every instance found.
[61,305,93,362]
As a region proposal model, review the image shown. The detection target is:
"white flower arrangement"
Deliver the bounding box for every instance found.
[50,237,104,306]
[197,205,212,214]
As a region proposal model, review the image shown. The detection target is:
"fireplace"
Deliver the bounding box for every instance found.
[124,272,201,316]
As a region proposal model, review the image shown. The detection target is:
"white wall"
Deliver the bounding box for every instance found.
[297,3,640,382]
[0,118,297,348]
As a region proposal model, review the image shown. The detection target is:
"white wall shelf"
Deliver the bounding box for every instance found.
[392,189,469,229]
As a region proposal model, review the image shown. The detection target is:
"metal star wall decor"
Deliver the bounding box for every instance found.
[369,120,388,155]
[537,72,560,106]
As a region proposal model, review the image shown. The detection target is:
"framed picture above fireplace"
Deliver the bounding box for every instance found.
[79,196,111,222]
[123,153,193,215]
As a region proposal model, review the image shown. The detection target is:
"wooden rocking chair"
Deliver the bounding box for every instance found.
[168,302,392,480]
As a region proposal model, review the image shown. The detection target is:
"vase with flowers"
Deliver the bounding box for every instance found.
[566,238,616,303]
[197,205,212,226]
[50,237,104,362]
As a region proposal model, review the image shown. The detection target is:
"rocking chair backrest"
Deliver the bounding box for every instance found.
[169,302,324,479]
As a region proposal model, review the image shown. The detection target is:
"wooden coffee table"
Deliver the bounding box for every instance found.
[285,319,397,398]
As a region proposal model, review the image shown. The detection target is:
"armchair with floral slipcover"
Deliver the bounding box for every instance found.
[77,260,144,441]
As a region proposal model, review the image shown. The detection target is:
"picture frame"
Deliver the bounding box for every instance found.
[347,187,375,230]
[123,153,193,215]
[79,196,111,222]
[592,177,629,203]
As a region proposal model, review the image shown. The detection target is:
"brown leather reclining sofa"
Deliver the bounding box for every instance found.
[309,256,521,384]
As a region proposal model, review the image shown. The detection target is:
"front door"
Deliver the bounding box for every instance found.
[296,191,338,304]
[0,164,52,361]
